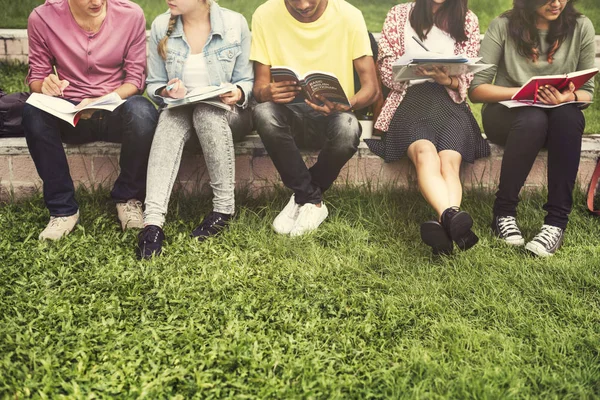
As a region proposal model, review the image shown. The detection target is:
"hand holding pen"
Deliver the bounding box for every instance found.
[41,65,69,97]
[164,78,187,99]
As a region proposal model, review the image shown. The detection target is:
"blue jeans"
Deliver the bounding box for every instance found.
[144,104,252,227]
[23,95,158,216]
[252,102,361,204]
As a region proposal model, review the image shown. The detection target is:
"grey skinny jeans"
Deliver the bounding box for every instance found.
[144,104,252,227]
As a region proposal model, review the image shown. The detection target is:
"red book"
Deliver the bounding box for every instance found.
[512,68,598,102]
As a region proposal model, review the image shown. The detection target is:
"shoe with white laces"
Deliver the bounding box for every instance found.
[137,225,165,260]
[116,199,144,230]
[525,224,564,257]
[289,202,329,237]
[273,194,301,235]
[39,211,80,240]
[491,215,525,246]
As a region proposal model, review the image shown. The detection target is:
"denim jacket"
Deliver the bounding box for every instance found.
[146,3,254,108]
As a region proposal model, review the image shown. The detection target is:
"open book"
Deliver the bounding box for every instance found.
[25,92,125,127]
[270,66,350,106]
[392,52,494,81]
[511,68,599,102]
[163,83,235,111]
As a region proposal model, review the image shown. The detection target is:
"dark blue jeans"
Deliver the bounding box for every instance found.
[252,102,361,205]
[23,95,158,216]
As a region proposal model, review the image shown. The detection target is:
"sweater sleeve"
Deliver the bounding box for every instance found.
[576,17,596,100]
[469,17,505,94]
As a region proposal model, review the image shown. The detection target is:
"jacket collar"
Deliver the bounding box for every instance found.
[169,2,225,39]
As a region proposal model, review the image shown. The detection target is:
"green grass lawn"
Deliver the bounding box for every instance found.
[1,186,599,397]
[0,0,598,32]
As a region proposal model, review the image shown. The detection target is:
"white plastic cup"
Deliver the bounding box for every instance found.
[359,119,373,140]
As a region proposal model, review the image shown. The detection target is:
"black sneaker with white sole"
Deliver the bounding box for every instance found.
[525,224,564,257]
[191,211,232,242]
[491,215,525,246]
[137,225,165,260]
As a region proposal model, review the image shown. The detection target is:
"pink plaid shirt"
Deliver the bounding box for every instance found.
[27,0,147,102]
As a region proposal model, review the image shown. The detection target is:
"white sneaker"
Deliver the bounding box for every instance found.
[273,194,301,235]
[525,224,564,257]
[116,199,144,230]
[39,211,80,240]
[289,202,329,237]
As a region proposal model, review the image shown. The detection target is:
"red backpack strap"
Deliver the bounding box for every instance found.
[587,157,600,215]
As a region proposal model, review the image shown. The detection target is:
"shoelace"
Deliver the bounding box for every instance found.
[498,216,521,236]
[534,225,562,246]
[141,226,161,243]
[123,201,142,221]
[48,216,71,228]
[200,213,223,230]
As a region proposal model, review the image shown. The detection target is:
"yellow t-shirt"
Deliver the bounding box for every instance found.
[250,0,372,99]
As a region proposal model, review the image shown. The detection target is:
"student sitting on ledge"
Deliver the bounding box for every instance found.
[23,0,158,240]
[250,0,380,236]
[469,0,596,257]
[365,0,490,256]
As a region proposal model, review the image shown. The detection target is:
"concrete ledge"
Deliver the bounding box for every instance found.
[2,135,600,201]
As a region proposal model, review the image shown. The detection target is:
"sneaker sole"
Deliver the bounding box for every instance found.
[420,221,453,255]
[524,241,554,257]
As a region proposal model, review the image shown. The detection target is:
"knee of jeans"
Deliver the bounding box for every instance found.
[252,102,288,136]
[330,113,361,151]
[549,105,585,131]
[121,96,159,137]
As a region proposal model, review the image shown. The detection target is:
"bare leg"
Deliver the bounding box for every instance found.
[407,140,452,218]
[439,150,463,209]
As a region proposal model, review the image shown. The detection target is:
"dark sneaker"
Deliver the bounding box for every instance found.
[420,220,453,255]
[191,211,232,242]
[525,224,564,257]
[137,225,165,260]
[491,216,525,246]
[440,207,478,250]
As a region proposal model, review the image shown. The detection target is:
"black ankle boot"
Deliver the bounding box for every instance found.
[420,220,453,255]
[440,207,479,251]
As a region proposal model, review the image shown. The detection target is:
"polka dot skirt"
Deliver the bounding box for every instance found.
[365,82,490,164]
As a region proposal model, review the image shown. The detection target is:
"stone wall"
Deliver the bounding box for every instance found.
[2,135,600,201]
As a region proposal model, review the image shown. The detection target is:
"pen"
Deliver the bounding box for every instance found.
[52,64,63,97]
[412,35,430,52]
[166,83,175,91]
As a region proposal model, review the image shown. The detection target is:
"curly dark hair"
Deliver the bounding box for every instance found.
[502,0,581,63]
[410,0,469,43]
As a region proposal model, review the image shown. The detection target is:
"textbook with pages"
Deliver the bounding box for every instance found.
[499,67,598,108]
[392,52,494,81]
[25,92,125,127]
[163,83,236,111]
[270,66,351,106]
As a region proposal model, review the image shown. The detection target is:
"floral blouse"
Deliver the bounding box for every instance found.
[375,3,481,132]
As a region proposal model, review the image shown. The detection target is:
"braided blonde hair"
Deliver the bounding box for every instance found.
[157,0,214,60]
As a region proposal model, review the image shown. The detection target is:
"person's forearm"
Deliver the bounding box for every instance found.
[253,83,271,103]
[113,83,140,99]
[469,84,519,103]
[573,90,592,102]
[350,85,381,111]
[29,81,43,93]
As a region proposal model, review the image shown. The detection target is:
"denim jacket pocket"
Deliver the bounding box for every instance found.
[216,45,241,77]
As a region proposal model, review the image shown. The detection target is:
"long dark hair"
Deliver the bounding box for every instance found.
[502,0,581,63]
[410,0,469,43]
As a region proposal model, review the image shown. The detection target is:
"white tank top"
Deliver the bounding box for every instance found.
[182,53,211,91]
